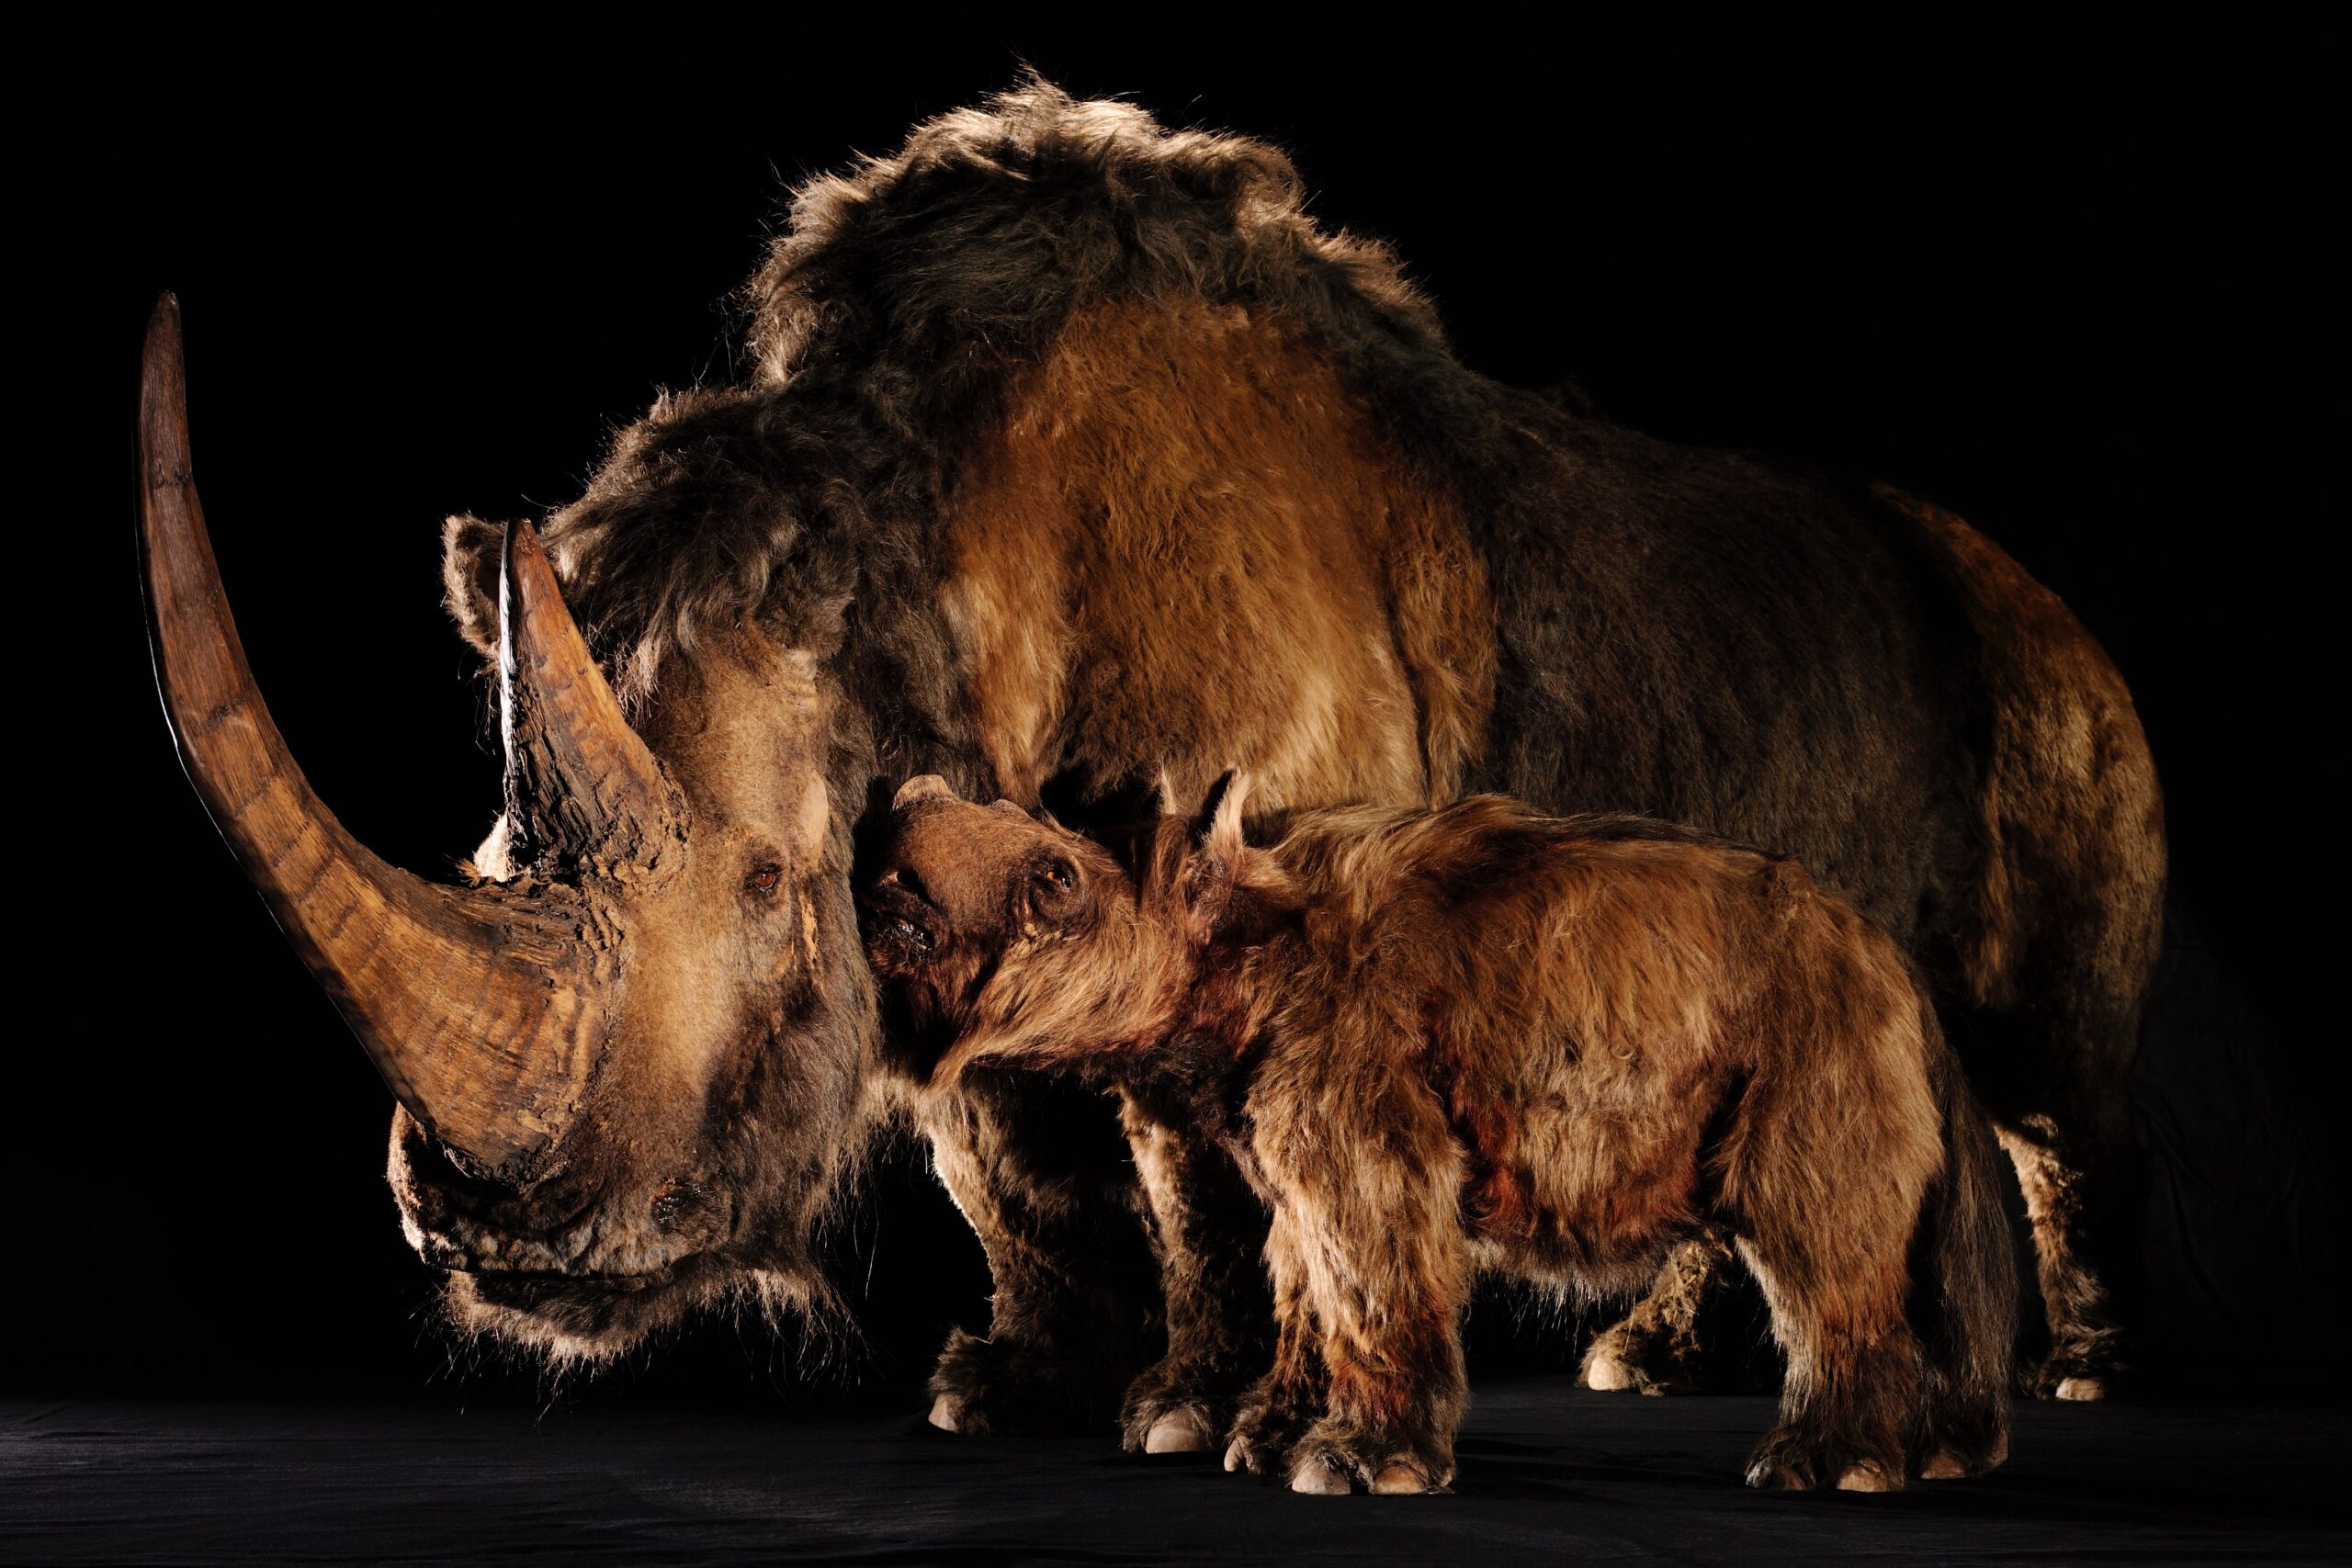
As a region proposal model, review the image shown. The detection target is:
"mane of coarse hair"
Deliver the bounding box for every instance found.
[525,75,1494,738]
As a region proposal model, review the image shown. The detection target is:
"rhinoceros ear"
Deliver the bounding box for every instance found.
[442,513,506,659]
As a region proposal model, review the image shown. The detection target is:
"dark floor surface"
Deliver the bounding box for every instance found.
[5,1383,2346,1565]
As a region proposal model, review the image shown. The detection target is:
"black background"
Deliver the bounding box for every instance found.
[5,20,2331,1408]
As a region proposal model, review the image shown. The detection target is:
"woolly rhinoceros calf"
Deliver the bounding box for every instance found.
[857,775,2016,1494]
[140,82,2162,1425]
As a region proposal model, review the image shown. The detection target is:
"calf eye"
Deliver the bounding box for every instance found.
[746,863,783,897]
[1036,859,1075,893]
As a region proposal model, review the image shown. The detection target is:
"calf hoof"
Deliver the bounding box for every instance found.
[1145,1408,1216,1454]
[926,1393,965,1434]
[1224,1424,1295,1476]
[1836,1461,1900,1493]
[1224,1386,1315,1477]
[2052,1376,2105,1403]
[1290,1458,1352,1495]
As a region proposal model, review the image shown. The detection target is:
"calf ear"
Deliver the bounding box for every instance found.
[442,513,505,659]
[1192,769,1250,864]
[1178,770,1251,940]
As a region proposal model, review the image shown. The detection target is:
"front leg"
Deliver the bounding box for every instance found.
[1117,1089,1274,1453]
[919,1067,1159,1434]
[1255,1098,1475,1495]
[1222,1211,1329,1479]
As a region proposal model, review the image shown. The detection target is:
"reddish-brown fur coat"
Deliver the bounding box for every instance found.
[861,784,2015,1492]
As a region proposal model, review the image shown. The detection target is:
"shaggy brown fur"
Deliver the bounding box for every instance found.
[309,80,2160,1407]
[860,780,2015,1493]
[948,295,1492,810]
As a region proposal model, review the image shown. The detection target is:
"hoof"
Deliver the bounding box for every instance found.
[1836,1461,1899,1494]
[1223,1438,1247,1474]
[1583,1352,1636,1392]
[2053,1375,2105,1403]
[1746,1461,1807,1491]
[926,1393,963,1433]
[1290,1458,1351,1495]
[1370,1461,1434,1495]
[1144,1409,1214,1454]
[1918,1449,1968,1481]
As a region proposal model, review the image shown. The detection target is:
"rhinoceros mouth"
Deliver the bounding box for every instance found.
[856,876,945,971]
[462,1264,679,1303]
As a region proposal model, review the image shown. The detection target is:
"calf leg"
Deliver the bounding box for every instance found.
[1223,1229,1328,1480]
[1736,1222,1924,1492]
[1263,1145,1473,1495]
[1117,1092,1274,1454]
[1579,1234,1734,1393]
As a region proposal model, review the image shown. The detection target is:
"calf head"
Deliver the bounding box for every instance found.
[857,773,1259,1082]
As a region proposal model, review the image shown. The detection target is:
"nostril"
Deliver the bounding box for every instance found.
[417,1235,473,1271]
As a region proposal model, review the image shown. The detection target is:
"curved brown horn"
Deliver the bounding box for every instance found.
[139,295,602,1179]
[892,774,956,810]
[498,519,676,866]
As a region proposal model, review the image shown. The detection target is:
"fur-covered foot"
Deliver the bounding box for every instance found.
[1283,1419,1455,1495]
[1121,1356,1249,1454]
[2031,1334,2121,1403]
[1743,1425,1907,1494]
[1919,1404,2009,1480]
[1579,1319,1705,1396]
[1223,1381,1315,1476]
[1142,1406,1216,1453]
[1581,1235,1730,1393]
[927,1326,1123,1437]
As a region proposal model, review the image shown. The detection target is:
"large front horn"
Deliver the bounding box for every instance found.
[139,296,604,1179]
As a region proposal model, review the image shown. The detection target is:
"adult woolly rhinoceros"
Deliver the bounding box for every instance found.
[141,84,2161,1435]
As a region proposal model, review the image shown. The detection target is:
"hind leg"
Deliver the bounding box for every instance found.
[1736,1235,1922,1492]
[1996,1110,2132,1401]
[1580,1233,1733,1393]
[1968,984,2145,1401]
[1884,487,2165,1402]
[1281,1222,1470,1496]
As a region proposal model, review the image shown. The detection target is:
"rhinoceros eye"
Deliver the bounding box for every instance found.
[746,863,783,897]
